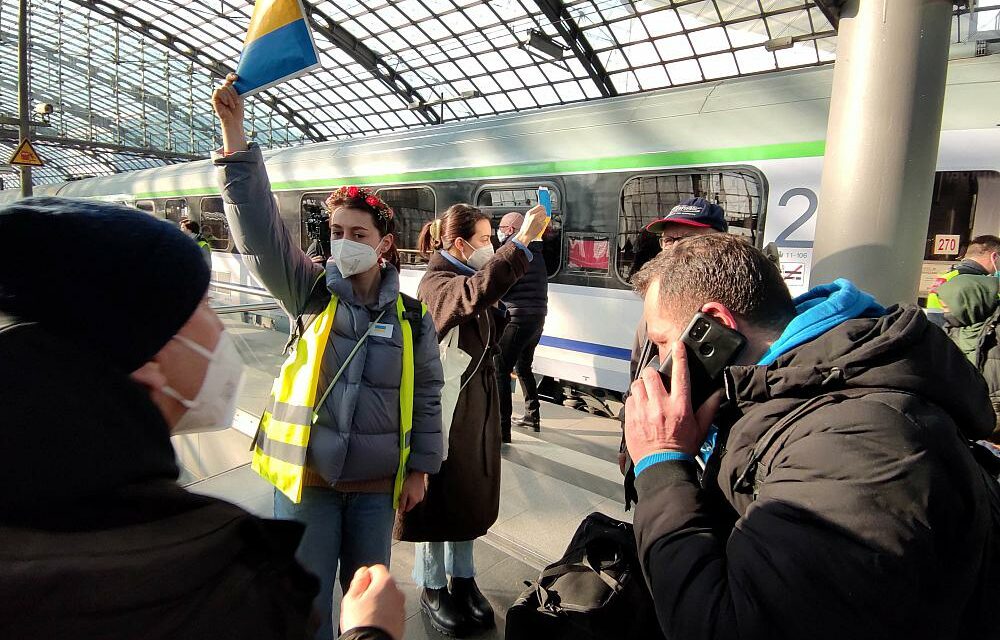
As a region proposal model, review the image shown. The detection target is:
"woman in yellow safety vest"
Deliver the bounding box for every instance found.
[212,75,444,640]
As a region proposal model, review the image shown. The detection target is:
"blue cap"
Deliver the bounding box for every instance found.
[645,197,728,234]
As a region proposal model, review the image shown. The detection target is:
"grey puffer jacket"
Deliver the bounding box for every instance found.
[214,145,443,484]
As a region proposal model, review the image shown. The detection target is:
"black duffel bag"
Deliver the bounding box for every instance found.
[505,512,663,640]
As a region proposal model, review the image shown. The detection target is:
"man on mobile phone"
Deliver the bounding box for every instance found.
[624,234,1000,640]
[619,199,728,483]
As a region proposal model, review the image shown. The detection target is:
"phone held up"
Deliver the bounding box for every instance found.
[656,313,746,409]
[535,187,552,241]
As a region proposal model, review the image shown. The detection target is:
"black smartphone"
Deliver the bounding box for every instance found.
[656,313,746,409]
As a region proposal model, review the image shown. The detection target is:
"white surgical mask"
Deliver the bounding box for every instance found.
[497,231,508,243]
[463,242,495,270]
[329,239,379,277]
[161,332,245,435]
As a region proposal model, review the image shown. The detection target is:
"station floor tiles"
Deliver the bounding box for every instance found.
[184,399,631,640]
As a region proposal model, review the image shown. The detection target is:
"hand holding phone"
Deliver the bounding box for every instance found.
[657,313,745,409]
[534,187,552,241]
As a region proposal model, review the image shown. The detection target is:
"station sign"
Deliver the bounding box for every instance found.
[8,139,44,167]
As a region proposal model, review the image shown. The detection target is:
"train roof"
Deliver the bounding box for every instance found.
[27,55,1000,201]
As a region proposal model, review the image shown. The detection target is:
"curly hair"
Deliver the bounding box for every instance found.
[325,187,399,270]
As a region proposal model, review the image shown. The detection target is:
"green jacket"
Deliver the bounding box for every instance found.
[938,274,1000,439]
[925,259,989,309]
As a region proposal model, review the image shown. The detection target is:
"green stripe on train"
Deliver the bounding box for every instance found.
[133,139,826,199]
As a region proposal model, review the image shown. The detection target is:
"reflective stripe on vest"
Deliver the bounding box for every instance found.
[925,268,959,310]
[251,291,423,507]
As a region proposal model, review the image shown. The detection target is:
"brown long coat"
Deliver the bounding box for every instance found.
[395,242,529,542]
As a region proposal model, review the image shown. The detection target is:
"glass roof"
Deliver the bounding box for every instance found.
[0,0,991,186]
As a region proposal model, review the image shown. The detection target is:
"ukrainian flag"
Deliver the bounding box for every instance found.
[234,0,321,96]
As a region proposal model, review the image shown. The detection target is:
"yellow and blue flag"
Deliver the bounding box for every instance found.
[234,0,321,96]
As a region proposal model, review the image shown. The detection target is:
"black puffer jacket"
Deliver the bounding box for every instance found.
[634,306,1000,640]
[502,239,548,319]
[0,316,319,639]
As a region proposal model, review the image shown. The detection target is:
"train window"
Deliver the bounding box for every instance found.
[376,187,436,267]
[135,200,155,215]
[616,170,763,283]
[164,198,188,224]
[566,233,611,275]
[301,193,331,255]
[475,183,563,278]
[300,188,437,266]
[199,197,234,252]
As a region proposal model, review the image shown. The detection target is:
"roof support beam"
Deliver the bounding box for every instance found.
[64,0,328,142]
[302,3,442,126]
[0,130,205,161]
[531,0,617,98]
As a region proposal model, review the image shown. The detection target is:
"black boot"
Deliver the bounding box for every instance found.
[450,577,495,630]
[515,415,541,432]
[420,587,476,637]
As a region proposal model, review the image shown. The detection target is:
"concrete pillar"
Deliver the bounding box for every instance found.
[810,0,953,305]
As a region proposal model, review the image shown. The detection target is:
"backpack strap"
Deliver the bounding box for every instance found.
[399,292,426,343]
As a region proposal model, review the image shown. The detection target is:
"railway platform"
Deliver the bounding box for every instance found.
[176,315,630,640]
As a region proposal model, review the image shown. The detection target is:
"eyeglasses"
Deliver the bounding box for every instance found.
[659,236,684,249]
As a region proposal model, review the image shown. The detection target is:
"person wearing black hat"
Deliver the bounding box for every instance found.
[618,198,729,488]
[0,197,405,640]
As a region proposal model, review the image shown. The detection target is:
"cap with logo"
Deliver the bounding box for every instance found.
[644,197,728,234]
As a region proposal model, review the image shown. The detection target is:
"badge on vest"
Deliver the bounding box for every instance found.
[371,322,394,339]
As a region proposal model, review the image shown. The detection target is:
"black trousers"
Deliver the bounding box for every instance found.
[498,316,545,434]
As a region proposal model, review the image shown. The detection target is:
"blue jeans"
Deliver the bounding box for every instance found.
[413,540,477,589]
[274,487,395,640]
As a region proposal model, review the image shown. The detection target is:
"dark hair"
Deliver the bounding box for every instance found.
[417,204,490,257]
[180,219,200,234]
[632,234,795,332]
[325,190,399,270]
[966,235,1000,258]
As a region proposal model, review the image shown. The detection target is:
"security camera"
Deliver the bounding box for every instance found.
[34,103,53,115]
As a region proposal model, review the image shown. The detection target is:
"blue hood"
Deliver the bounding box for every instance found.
[758,279,885,366]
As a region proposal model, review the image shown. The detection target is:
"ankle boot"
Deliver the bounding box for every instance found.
[450,577,495,629]
[420,587,476,637]
[515,415,541,432]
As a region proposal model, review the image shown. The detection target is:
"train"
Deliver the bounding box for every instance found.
[5,53,1000,407]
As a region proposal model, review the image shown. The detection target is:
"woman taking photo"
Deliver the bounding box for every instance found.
[396,203,547,636]
[211,75,444,640]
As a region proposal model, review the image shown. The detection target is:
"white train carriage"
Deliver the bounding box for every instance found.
[6,54,1000,401]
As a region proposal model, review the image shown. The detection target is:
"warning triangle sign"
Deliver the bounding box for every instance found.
[9,139,44,167]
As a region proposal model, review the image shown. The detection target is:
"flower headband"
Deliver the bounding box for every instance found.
[328,186,394,223]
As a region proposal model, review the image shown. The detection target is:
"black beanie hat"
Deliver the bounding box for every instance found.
[0,196,211,372]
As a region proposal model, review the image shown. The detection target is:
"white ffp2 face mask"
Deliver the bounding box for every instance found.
[329,239,379,277]
[462,241,495,270]
[161,332,245,436]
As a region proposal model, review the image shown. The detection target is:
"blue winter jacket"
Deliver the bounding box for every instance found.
[213,144,443,485]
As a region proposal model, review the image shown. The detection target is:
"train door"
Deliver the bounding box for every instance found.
[919,170,1000,298]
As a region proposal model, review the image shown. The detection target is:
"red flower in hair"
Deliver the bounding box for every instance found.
[366,196,380,207]
[346,186,359,198]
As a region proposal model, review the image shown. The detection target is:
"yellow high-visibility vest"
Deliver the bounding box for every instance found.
[251,291,423,507]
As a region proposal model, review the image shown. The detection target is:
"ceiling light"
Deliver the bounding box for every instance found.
[523,29,566,60]
[764,36,795,52]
